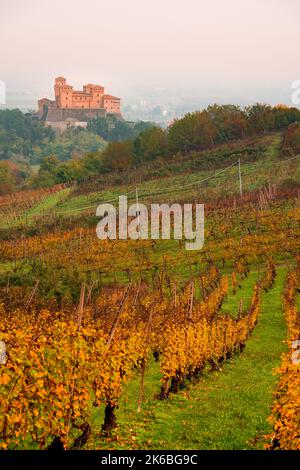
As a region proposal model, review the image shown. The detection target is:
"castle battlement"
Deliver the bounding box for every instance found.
[38,77,122,129]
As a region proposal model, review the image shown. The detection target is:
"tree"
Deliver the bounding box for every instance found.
[54,164,74,183]
[0,109,55,162]
[168,111,217,153]
[282,123,300,155]
[245,103,275,135]
[32,155,60,187]
[273,105,300,131]
[0,161,16,195]
[87,116,154,142]
[87,117,110,140]
[132,126,167,163]
[132,121,155,138]
[109,120,136,142]
[102,141,133,170]
[207,104,247,142]
[40,155,60,173]
[40,128,106,162]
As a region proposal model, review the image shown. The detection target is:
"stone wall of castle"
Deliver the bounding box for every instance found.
[46,106,107,122]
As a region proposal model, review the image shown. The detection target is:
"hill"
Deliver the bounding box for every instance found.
[0,107,299,451]
[0,132,299,232]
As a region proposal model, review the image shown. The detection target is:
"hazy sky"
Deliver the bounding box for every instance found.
[1,0,300,105]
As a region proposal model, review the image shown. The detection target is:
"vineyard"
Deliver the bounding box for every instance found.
[0,137,299,450]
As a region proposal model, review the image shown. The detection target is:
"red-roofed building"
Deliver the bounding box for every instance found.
[38,77,121,124]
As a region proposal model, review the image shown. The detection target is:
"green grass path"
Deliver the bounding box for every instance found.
[0,188,71,229]
[93,267,287,450]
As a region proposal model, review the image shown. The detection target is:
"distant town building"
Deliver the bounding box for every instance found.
[38,77,122,131]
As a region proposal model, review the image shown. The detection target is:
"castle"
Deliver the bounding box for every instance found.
[38,77,122,131]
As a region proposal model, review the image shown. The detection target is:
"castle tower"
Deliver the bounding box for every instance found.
[83,84,105,108]
[54,77,73,108]
[54,77,66,99]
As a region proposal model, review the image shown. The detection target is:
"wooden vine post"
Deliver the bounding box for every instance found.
[84,281,94,307]
[106,283,131,350]
[199,275,205,300]
[173,281,177,308]
[25,280,40,311]
[102,283,132,435]
[187,282,194,321]
[238,299,243,320]
[77,283,86,328]
[133,280,141,306]
[222,315,229,362]
[137,305,154,413]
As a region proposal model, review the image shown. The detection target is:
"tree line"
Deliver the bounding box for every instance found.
[22,103,300,188]
[96,103,300,171]
[0,103,299,190]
